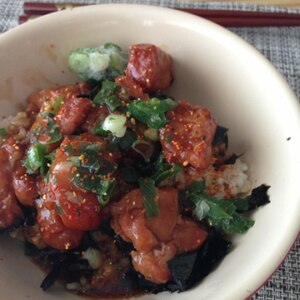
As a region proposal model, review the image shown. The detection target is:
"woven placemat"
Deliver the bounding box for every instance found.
[0,0,299,299]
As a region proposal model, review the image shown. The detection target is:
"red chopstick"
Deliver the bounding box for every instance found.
[21,2,300,27]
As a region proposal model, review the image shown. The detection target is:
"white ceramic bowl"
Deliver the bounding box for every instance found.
[0,4,299,300]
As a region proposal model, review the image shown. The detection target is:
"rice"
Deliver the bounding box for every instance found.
[162,158,251,199]
[203,159,252,199]
[0,112,31,144]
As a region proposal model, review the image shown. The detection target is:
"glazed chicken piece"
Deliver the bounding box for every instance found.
[55,96,92,135]
[115,75,149,100]
[28,82,92,149]
[126,44,173,93]
[27,82,91,116]
[159,100,217,170]
[36,133,120,249]
[0,137,25,229]
[12,163,38,207]
[117,44,173,96]
[45,134,114,231]
[111,187,207,284]
[36,197,84,250]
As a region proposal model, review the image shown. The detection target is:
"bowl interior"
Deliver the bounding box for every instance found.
[0,4,299,300]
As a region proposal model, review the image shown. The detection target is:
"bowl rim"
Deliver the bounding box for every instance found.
[0,4,300,300]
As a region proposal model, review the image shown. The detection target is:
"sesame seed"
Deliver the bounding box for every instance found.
[64,242,71,250]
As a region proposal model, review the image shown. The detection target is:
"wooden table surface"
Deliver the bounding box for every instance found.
[191,0,300,9]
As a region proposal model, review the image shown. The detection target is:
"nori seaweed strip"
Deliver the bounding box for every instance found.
[168,229,231,291]
[212,126,241,165]
[23,207,37,226]
[124,229,231,293]
[25,235,95,291]
[99,219,134,254]
[224,153,241,165]
[248,184,270,209]
[235,184,271,213]
[40,264,62,291]
[40,256,92,291]
[0,217,24,234]
[212,126,228,147]
[0,205,36,234]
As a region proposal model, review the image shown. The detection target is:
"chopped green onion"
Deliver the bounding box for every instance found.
[138,177,159,218]
[128,98,177,129]
[132,140,154,163]
[92,121,109,137]
[118,130,137,150]
[151,153,182,184]
[93,80,121,111]
[97,179,117,206]
[23,143,50,175]
[152,163,182,184]
[102,114,127,138]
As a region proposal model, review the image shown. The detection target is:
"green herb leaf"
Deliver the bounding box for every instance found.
[93,80,121,111]
[184,181,256,234]
[72,172,116,207]
[138,177,159,218]
[23,143,50,175]
[69,142,118,207]
[72,172,101,193]
[68,144,117,175]
[128,98,177,129]
[46,118,62,144]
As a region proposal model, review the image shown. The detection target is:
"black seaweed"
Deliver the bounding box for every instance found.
[22,216,232,295]
[40,264,63,291]
[125,229,231,293]
[0,205,36,234]
[25,235,95,291]
[248,184,271,210]
[235,184,271,213]
[100,219,134,254]
[224,153,241,165]
[212,126,228,147]
[0,217,24,234]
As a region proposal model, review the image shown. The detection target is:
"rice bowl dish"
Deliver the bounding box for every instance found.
[0,4,299,300]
